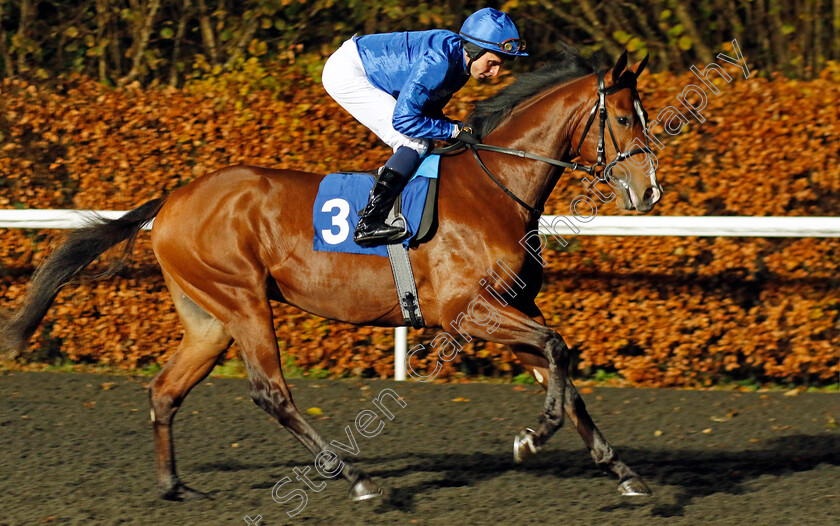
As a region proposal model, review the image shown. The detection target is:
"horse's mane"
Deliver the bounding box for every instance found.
[467,47,602,137]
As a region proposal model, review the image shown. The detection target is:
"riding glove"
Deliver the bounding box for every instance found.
[454,125,481,145]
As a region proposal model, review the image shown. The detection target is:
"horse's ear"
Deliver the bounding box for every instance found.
[633,54,650,78]
[612,50,628,84]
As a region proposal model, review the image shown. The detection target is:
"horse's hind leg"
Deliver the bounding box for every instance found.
[511,345,651,496]
[150,272,233,500]
[226,296,381,501]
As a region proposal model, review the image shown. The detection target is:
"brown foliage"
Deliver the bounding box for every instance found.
[0,62,838,386]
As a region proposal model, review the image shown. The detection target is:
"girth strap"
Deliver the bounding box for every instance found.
[385,206,424,329]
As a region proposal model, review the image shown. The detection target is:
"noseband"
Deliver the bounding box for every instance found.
[435,69,653,217]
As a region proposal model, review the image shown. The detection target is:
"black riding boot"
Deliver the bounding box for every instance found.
[354,166,410,247]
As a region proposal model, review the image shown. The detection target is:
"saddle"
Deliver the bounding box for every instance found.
[313,155,441,257]
[311,155,443,328]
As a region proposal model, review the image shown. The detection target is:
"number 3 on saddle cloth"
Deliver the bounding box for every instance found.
[313,155,440,256]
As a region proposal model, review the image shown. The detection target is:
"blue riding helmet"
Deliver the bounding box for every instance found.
[460,8,528,57]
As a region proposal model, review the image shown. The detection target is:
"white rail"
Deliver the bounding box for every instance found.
[2,209,839,381]
[2,211,839,237]
[0,210,153,230]
[538,215,840,238]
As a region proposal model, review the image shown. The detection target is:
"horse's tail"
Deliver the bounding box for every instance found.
[0,196,168,358]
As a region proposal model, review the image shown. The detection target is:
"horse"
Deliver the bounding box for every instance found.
[1,49,662,502]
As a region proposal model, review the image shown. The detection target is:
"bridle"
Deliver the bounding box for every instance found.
[434,64,653,217]
[575,69,651,171]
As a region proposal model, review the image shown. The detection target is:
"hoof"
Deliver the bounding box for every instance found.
[513,428,539,463]
[162,482,212,501]
[618,477,652,497]
[349,478,382,502]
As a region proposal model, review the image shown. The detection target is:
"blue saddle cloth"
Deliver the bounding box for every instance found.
[313,155,440,257]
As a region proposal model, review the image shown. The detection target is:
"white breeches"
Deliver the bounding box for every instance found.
[322,38,430,155]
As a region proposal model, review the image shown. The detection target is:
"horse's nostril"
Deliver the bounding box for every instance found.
[643,187,655,204]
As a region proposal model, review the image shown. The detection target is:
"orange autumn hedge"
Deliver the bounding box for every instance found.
[0,59,838,386]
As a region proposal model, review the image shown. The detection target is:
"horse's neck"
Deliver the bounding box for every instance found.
[485,82,588,218]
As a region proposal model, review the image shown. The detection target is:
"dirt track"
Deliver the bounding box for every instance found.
[0,371,838,525]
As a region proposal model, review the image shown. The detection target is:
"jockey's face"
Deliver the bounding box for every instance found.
[468,51,505,81]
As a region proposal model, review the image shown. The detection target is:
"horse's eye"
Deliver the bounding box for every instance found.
[617,116,630,126]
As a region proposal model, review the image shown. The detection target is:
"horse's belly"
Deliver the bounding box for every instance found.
[270,252,405,326]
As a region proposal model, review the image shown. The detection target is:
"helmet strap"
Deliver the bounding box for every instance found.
[462,41,486,76]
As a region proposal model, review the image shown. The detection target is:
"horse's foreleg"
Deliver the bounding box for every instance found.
[511,334,570,462]
[442,302,569,463]
[511,346,651,496]
[228,302,381,502]
[561,376,651,495]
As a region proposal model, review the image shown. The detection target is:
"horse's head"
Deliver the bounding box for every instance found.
[572,51,662,213]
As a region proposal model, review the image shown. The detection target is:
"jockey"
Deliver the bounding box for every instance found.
[322,7,527,248]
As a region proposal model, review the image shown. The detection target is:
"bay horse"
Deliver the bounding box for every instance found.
[1,49,662,502]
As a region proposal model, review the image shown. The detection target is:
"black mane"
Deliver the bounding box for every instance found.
[467,48,602,137]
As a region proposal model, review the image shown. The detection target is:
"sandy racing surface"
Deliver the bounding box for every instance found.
[1,370,838,525]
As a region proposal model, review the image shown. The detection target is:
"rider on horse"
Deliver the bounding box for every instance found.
[322,7,528,248]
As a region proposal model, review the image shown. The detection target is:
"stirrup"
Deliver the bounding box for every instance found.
[386,212,408,239]
[354,225,408,247]
[353,211,409,247]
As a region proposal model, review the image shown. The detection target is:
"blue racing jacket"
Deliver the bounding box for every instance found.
[354,30,469,140]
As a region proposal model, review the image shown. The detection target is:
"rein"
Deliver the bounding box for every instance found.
[431,69,653,217]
